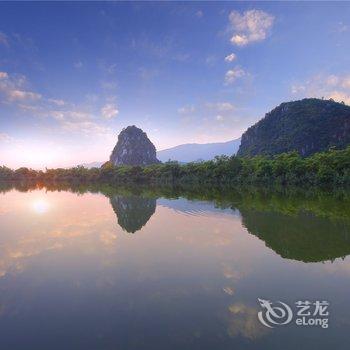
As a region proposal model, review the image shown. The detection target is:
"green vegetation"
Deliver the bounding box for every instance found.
[238,98,350,157]
[1,145,350,187]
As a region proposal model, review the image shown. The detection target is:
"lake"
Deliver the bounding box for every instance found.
[0,183,349,349]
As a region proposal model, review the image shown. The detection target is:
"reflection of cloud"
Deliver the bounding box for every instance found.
[0,192,118,279]
[321,256,350,276]
[227,302,269,339]
[222,262,249,281]
[223,286,235,295]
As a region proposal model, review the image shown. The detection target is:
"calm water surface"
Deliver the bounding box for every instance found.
[0,184,349,349]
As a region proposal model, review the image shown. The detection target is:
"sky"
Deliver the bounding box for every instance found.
[1,1,350,169]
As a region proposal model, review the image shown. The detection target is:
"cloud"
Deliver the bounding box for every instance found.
[48,98,65,106]
[101,103,119,119]
[0,31,8,46]
[178,105,195,114]
[225,53,236,62]
[336,21,349,33]
[8,89,41,101]
[0,70,117,141]
[74,61,83,69]
[206,102,235,112]
[217,102,235,111]
[229,10,274,46]
[100,80,118,90]
[138,67,159,80]
[327,91,350,105]
[0,133,14,143]
[195,10,203,18]
[225,67,246,84]
[61,120,113,137]
[0,71,41,102]
[291,73,350,105]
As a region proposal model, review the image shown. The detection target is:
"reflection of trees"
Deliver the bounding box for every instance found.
[109,195,156,233]
[1,181,350,260]
[240,209,350,263]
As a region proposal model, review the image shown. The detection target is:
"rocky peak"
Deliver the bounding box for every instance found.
[110,125,160,166]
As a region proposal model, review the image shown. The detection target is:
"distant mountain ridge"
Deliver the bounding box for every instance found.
[79,161,104,168]
[157,138,241,163]
[80,138,241,168]
[238,98,350,157]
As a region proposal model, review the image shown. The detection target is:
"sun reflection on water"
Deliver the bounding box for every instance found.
[31,199,50,214]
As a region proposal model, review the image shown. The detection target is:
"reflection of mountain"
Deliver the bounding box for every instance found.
[109,195,156,233]
[2,181,350,262]
[158,196,350,263]
[240,210,350,263]
[157,198,241,218]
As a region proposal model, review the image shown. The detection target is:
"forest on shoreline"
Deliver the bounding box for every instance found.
[1,146,350,187]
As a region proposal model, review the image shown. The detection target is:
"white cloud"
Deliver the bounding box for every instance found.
[225,67,246,84]
[0,70,118,141]
[336,21,349,33]
[0,71,41,102]
[101,103,119,119]
[48,98,65,106]
[178,105,195,114]
[291,73,350,105]
[225,53,237,62]
[231,34,249,46]
[217,102,235,111]
[229,10,274,46]
[206,102,235,112]
[62,120,112,137]
[0,32,8,46]
[8,89,41,101]
[216,115,224,121]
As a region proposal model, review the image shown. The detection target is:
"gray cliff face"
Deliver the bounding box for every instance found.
[110,125,160,166]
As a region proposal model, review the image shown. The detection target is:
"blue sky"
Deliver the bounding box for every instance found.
[1,1,350,168]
